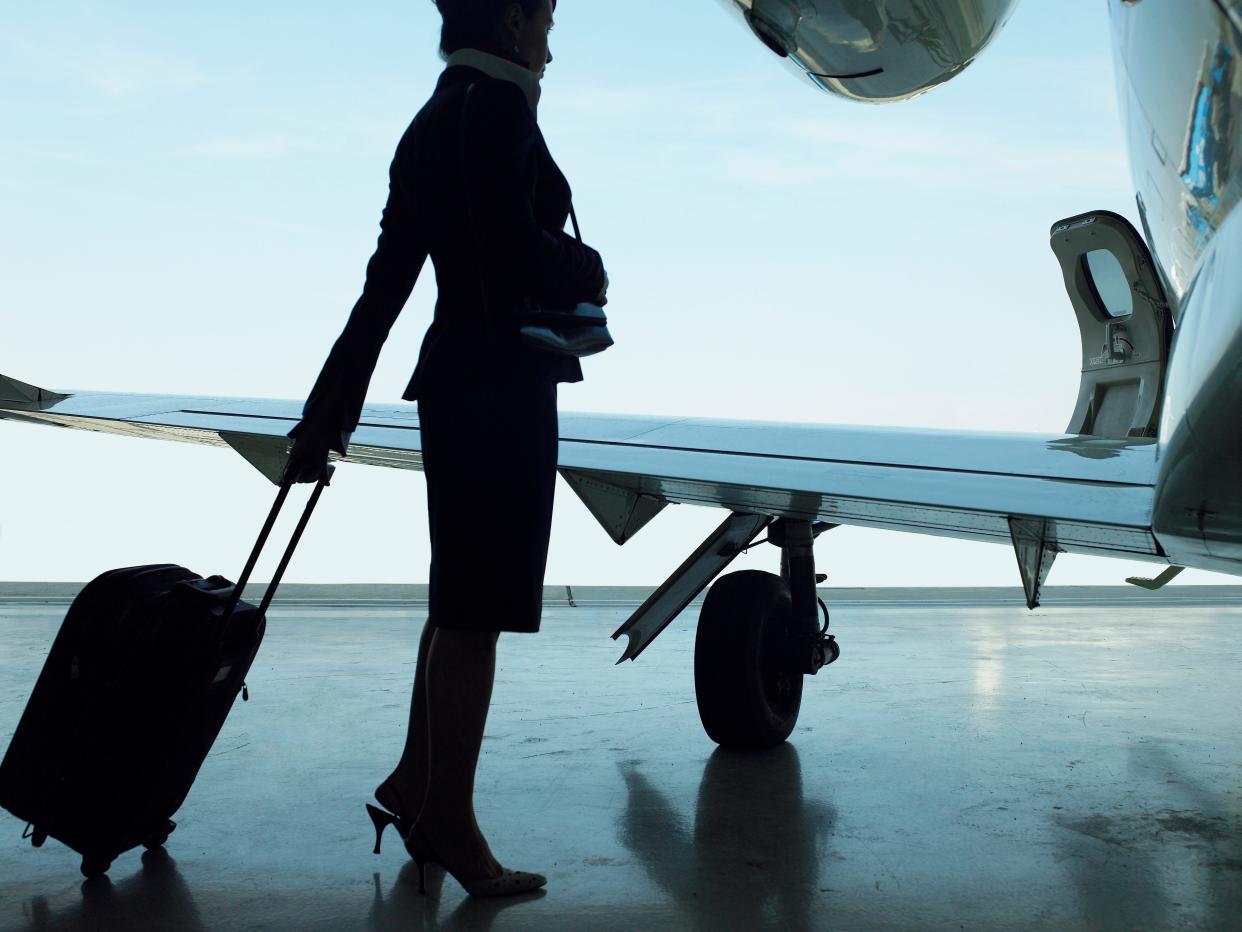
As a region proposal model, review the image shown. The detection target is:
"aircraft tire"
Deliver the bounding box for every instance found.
[694,570,804,749]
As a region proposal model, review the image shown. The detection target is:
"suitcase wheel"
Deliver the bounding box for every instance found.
[143,820,176,851]
[80,855,113,879]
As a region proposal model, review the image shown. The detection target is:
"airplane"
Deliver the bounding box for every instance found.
[3,0,1239,751]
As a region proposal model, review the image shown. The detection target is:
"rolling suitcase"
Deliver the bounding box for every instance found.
[0,475,329,878]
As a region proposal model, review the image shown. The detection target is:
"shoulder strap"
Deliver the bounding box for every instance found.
[535,129,584,243]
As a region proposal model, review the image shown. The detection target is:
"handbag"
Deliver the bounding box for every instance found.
[516,204,613,357]
[460,83,614,359]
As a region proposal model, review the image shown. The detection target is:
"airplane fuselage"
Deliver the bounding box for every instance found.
[1114,0,1242,573]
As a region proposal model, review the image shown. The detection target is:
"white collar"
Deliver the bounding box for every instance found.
[445,48,541,118]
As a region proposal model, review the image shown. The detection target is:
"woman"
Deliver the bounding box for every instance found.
[283,0,606,899]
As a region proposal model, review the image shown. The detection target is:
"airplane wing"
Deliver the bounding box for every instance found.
[0,370,1163,569]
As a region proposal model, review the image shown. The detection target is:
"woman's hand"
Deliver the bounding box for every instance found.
[594,271,609,307]
[282,431,335,485]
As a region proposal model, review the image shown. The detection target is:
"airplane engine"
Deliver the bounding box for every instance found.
[717,0,1020,103]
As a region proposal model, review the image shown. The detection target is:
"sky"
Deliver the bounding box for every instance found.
[1,0,1233,588]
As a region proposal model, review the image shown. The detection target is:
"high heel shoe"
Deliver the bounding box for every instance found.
[367,778,416,855]
[366,804,410,856]
[404,823,547,898]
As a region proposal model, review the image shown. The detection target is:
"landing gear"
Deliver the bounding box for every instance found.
[694,519,839,749]
[694,570,803,748]
[611,512,841,748]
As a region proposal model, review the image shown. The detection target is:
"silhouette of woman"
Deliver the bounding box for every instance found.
[283,0,606,898]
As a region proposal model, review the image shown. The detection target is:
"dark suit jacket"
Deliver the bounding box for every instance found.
[291,64,606,454]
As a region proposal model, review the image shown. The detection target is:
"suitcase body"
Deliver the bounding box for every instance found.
[0,566,265,875]
[0,477,327,878]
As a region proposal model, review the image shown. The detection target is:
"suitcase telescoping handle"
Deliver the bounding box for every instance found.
[224,468,333,622]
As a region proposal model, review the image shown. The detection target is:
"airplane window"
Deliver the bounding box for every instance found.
[1083,249,1133,318]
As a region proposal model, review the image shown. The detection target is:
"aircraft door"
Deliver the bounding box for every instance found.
[1050,210,1173,439]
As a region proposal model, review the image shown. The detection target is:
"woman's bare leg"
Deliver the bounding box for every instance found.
[377,618,436,817]
[416,627,503,877]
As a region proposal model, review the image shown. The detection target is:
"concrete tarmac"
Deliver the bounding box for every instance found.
[1,588,1240,931]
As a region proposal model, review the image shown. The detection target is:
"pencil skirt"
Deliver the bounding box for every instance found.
[417,372,558,633]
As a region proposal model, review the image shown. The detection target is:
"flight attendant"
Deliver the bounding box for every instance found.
[284,0,607,898]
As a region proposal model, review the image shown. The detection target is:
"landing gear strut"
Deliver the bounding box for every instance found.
[694,519,839,749]
[771,519,840,676]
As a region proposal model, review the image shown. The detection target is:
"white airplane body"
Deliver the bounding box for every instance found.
[3,0,1238,745]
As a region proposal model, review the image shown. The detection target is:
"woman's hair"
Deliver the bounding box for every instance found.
[433,0,554,58]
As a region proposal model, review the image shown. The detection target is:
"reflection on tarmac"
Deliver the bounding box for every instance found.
[1055,741,1242,930]
[19,849,204,932]
[366,862,548,931]
[618,745,836,931]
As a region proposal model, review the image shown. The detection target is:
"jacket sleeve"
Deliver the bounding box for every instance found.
[288,156,428,455]
[462,82,605,309]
